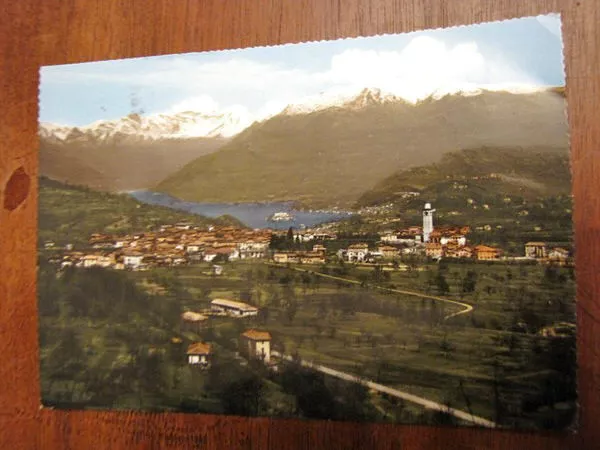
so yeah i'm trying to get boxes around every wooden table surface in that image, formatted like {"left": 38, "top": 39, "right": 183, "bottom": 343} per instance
{"left": 0, "top": 1, "right": 597, "bottom": 448}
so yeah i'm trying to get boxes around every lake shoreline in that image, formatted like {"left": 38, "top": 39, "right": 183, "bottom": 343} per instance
{"left": 128, "top": 191, "right": 354, "bottom": 230}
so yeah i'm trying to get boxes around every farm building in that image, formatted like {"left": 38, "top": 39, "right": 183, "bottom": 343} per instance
{"left": 210, "top": 299, "right": 258, "bottom": 317}
{"left": 181, "top": 311, "right": 209, "bottom": 333}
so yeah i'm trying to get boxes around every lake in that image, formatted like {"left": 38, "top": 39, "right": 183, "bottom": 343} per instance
{"left": 129, "top": 191, "right": 353, "bottom": 230}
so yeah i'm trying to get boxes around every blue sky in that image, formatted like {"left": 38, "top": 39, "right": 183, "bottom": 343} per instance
{"left": 39, "top": 14, "right": 564, "bottom": 126}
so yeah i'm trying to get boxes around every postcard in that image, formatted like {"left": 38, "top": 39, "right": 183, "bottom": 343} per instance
{"left": 37, "top": 13, "right": 575, "bottom": 430}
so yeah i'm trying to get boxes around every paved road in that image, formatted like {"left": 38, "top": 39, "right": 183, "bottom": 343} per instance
{"left": 272, "top": 351, "right": 497, "bottom": 429}
{"left": 269, "top": 263, "right": 473, "bottom": 321}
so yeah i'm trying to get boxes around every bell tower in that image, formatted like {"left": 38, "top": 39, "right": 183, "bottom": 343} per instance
{"left": 423, "top": 202, "right": 435, "bottom": 243}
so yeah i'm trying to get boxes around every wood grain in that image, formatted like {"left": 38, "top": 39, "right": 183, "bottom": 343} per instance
{"left": 1, "top": 0, "right": 598, "bottom": 448}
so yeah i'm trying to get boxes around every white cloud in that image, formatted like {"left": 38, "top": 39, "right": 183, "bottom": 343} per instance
{"left": 43, "top": 31, "right": 553, "bottom": 125}
{"left": 323, "top": 37, "right": 540, "bottom": 103}
{"left": 164, "top": 94, "right": 220, "bottom": 114}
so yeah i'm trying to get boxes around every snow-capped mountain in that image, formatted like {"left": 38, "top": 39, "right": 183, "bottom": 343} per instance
{"left": 280, "top": 87, "right": 402, "bottom": 116}
{"left": 39, "top": 85, "right": 555, "bottom": 143}
{"left": 39, "top": 109, "right": 255, "bottom": 144}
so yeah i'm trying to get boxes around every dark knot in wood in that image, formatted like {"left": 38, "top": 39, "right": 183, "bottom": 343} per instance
{"left": 3, "top": 166, "right": 30, "bottom": 211}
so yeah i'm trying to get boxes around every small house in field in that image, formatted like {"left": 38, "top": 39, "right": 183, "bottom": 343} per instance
{"left": 239, "top": 329, "right": 272, "bottom": 363}
{"left": 547, "top": 247, "right": 571, "bottom": 266}
{"left": 346, "top": 243, "right": 369, "bottom": 262}
{"left": 186, "top": 342, "right": 212, "bottom": 368}
{"left": 181, "top": 311, "right": 209, "bottom": 333}
{"left": 525, "top": 242, "right": 547, "bottom": 259}
{"left": 273, "top": 252, "right": 291, "bottom": 264}
{"left": 210, "top": 298, "right": 258, "bottom": 317}
{"left": 300, "top": 252, "right": 326, "bottom": 265}
{"left": 473, "top": 245, "right": 501, "bottom": 261}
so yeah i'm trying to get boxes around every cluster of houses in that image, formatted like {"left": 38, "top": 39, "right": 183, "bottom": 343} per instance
{"left": 337, "top": 203, "right": 572, "bottom": 265}
{"left": 524, "top": 241, "right": 572, "bottom": 266}
{"left": 186, "top": 329, "right": 273, "bottom": 369}
{"left": 49, "top": 224, "right": 273, "bottom": 271}
{"left": 46, "top": 204, "right": 573, "bottom": 272}
{"left": 335, "top": 238, "right": 502, "bottom": 263}
{"left": 272, "top": 244, "right": 327, "bottom": 265}
{"left": 182, "top": 298, "right": 273, "bottom": 369}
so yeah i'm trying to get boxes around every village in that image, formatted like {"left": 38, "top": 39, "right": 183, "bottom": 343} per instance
{"left": 41, "top": 202, "right": 574, "bottom": 378}
{"left": 37, "top": 198, "right": 577, "bottom": 428}
{"left": 45, "top": 202, "right": 573, "bottom": 272}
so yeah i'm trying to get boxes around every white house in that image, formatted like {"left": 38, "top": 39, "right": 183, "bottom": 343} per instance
{"left": 238, "top": 242, "right": 268, "bottom": 259}
{"left": 123, "top": 253, "right": 144, "bottom": 269}
{"left": 239, "top": 330, "right": 272, "bottom": 363}
{"left": 81, "top": 254, "right": 115, "bottom": 268}
{"left": 346, "top": 243, "right": 369, "bottom": 262}
{"left": 186, "top": 244, "right": 202, "bottom": 254}
{"left": 186, "top": 342, "right": 212, "bottom": 368}
{"left": 440, "top": 235, "right": 467, "bottom": 247}
{"left": 203, "top": 251, "right": 217, "bottom": 262}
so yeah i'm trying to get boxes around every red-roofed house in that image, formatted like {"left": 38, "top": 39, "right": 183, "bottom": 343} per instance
{"left": 473, "top": 245, "right": 501, "bottom": 261}
{"left": 186, "top": 342, "right": 212, "bottom": 368}
{"left": 239, "top": 329, "right": 272, "bottom": 363}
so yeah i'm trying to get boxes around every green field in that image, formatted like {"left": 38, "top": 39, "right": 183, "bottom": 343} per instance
{"left": 35, "top": 256, "right": 575, "bottom": 428}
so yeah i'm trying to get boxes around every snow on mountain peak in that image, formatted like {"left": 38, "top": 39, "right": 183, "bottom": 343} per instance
{"left": 281, "top": 86, "right": 402, "bottom": 116}
{"left": 40, "top": 107, "right": 255, "bottom": 143}
{"left": 39, "top": 84, "right": 554, "bottom": 143}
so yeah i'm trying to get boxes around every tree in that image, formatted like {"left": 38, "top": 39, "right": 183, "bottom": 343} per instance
{"left": 435, "top": 272, "right": 450, "bottom": 296}
{"left": 257, "top": 307, "right": 270, "bottom": 325}
{"left": 461, "top": 270, "right": 478, "bottom": 295}
{"left": 138, "top": 351, "right": 168, "bottom": 407}
{"left": 43, "top": 328, "right": 87, "bottom": 403}
{"left": 280, "top": 365, "right": 337, "bottom": 420}
{"left": 219, "top": 374, "right": 266, "bottom": 416}
{"left": 285, "top": 300, "right": 298, "bottom": 324}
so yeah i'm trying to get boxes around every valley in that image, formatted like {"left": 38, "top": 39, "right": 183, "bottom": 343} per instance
{"left": 37, "top": 85, "right": 576, "bottom": 430}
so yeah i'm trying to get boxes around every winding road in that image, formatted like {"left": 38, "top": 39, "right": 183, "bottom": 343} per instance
{"left": 271, "top": 351, "right": 497, "bottom": 428}
{"left": 270, "top": 263, "right": 473, "bottom": 321}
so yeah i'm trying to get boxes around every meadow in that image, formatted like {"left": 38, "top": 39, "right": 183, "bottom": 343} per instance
{"left": 115, "top": 258, "right": 577, "bottom": 429}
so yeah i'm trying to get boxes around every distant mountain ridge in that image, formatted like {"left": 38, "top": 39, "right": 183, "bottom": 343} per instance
{"left": 40, "top": 109, "right": 253, "bottom": 144}
{"left": 39, "top": 108, "right": 264, "bottom": 192}
{"left": 40, "top": 136, "right": 228, "bottom": 193}
{"left": 155, "top": 88, "right": 569, "bottom": 209}
{"left": 356, "top": 146, "right": 571, "bottom": 208}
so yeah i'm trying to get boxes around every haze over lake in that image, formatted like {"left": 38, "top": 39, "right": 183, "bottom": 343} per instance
{"left": 129, "top": 191, "right": 353, "bottom": 230}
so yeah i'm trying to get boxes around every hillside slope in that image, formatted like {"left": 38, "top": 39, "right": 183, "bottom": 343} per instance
{"left": 38, "top": 177, "right": 242, "bottom": 247}
{"left": 357, "top": 146, "right": 571, "bottom": 208}
{"left": 40, "top": 137, "right": 227, "bottom": 192}
{"left": 156, "top": 90, "right": 568, "bottom": 208}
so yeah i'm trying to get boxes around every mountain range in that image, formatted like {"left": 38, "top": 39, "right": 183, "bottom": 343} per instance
{"left": 40, "top": 87, "right": 568, "bottom": 208}
{"left": 155, "top": 88, "right": 568, "bottom": 208}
